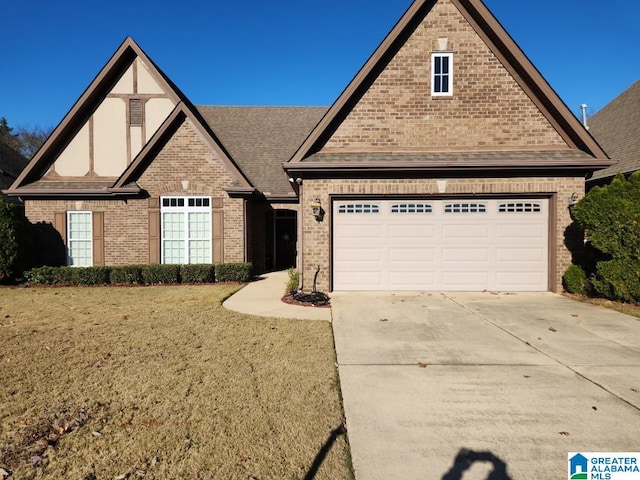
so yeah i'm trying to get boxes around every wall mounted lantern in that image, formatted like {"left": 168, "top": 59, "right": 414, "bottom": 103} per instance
{"left": 568, "top": 192, "right": 579, "bottom": 220}
{"left": 311, "top": 197, "right": 324, "bottom": 221}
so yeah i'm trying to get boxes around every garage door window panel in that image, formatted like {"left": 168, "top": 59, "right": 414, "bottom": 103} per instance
{"left": 338, "top": 203, "right": 380, "bottom": 214}
{"left": 444, "top": 203, "right": 487, "bottom": 213}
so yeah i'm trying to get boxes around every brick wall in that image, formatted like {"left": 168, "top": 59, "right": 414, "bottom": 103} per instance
{"left": 299, "top": 177, "right": 585, "bottom": 293}
{"left": 325, "top": 0, "right": 567, "bottom": 150}
{"left": 25, "top": 119, "right": 246, "bottom": 266}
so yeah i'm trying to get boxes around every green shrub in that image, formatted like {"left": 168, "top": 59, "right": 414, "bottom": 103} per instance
{"left": 25, "top": 266, "right": 61, "bottom": 285}
{"left": 573, "top": 173, "right": 640, "bottom": 261}
{"left": 71, "top": 267, "right": 111, "bottom": 286}
{"left": 285, "top": 267, "right": 300, "bottom": 294}
{"left": 214, "top": 262, "right": 252, "bottom": 283}
{"left": 141, "top": 264, "right": 180, "bottom": 285}
{"left": 562, "top": 264, "right": 588, "bottom": 295}
{"left": 0, "top": 198, "right": 35, "bottom": 281}
{"left": 180, "top": 264, "right": 215, "bottom": 283}
{"left": 592, "top": 259, "right": 640, "bottom": 304}
{"left": 109, "top": 265, "right": 142, "bottom": 285}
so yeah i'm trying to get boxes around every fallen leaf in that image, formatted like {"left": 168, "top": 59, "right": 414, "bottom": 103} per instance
{"left": 379, "top": 318, "right": 388, "bottom": 322}
{"left": 549, "top": 327, "right": 557, "bottom": 332}
{"left": 418, "top": 362, "right": 427, "bottom": 368}
{"left": 559, "top": 431, "right": 570, "bottom": 436}
{"left": 631, "top": 388, "right": 638, "bottom": 393}
{"left": 592, "top": 406, "right": 598, "bottom": 411}
{"left": 571, "top": 314, "right": 579, "bottom": 317}
{"left": 151, "top": 456, "right": 158, "bottom": 467}
{"left": 92, "top": 431, "right": 102, "bottom": 437}
{"left": 524, "top": 375, "right": 531, "bottom": 378}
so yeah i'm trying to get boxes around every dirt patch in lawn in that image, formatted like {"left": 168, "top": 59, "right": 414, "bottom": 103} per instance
{"left": 0, "top": 285, "right": 352, "bottom": 479}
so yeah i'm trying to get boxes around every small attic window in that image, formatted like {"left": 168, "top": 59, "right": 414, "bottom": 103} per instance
{"left": 129, "top": 98, "right": 143, "bottom": 126}
{"left": 431, "top": 52, "right": 453, "bottom": 96}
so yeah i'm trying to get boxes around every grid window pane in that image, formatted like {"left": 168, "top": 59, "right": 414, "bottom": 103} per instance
{"left": 163, "top": 240, "right": 185, "bottom": 264}
{"left": 189, "top": 240, "right": 211, "bottom": 264}
{"left": 162, "top": 213, "right": 185, "bottom": 239}
{"left": 161, "top": 197, "right": 211, "bottom": 264}
{"left": 67, "top": 212, "right": 92, "bottom": 267}
{"left": 189, "top": 212, "right": 210, "bottom": 239}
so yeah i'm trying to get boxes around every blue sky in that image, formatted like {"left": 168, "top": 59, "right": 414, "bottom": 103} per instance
{"left": 1, "top": 0, "right": 638, "bottom": 129}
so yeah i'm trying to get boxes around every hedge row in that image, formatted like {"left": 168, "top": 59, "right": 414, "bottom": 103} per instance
{"left": 24, "top": 262, "right": 252, "bottom": 286}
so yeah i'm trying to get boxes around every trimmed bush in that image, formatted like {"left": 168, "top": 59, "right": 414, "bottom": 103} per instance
{"left": 180, "top": 264, "right": 215, "bottom": 284}
{"left": 109, "top": 265, "right": 143, "bottom": 285}
{"left": 285, "top": 267, "right": 300, "bottom": 294}
{"left": 214, "top": 262, "right": 252, "bottom": 283}
{"left": 71, "top": 267, "right": 111, "bottom": 286}
{"left": 25, "top": 266, "right": 61, "bottom": 285}
{"left": 141, "top": 264, "right": 180, "bottom": 285}
{"left": 573, "top": 173, "right": 640, "bottom": 261}
{"left": 562, "top": 264, "right": 588, "bottom": 295}
{"left": 592, "top": 259, "right": 640, "bottom": 304}
{"left": 0, "top": 197, "right": 35, "bottom": 281}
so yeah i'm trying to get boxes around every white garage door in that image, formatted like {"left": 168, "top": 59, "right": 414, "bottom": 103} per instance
{"left": 333, "top": 198, "right": 549, "bottom": 291}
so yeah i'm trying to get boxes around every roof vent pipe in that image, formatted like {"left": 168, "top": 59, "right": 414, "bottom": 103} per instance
{"left": 580, "top": 104, "right": 589, "bottom": 130}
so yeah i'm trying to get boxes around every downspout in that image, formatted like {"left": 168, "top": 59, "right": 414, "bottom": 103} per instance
{"left": 243, "top": 198, "right": 248, "bottom": 262}
{"left": 297, "top": 179, "right": 304, "bottom": 289}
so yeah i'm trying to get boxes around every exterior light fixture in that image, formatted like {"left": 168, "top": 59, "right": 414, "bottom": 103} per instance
{"left": 311, "top": 197, "right": 324, "bottom": 221}
{"left": 568, "top": 192, "right": 579, "bottom": 220}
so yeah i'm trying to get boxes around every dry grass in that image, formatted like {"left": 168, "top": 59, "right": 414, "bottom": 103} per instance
{"left": 564, "top": 292, "right": 640, "bottom": 319}
{"left": 0, "top": 285, "right": 353, "bottom": 480}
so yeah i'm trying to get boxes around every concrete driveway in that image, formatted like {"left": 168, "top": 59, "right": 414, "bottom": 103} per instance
{"left": 331, "top": 292, "right": 640, "bottom": 479}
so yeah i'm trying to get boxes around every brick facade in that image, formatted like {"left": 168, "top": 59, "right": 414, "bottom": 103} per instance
{"left": 325, "top": 0, "right": 567, "bottom": 150}
{"left": 299, "top": 177, "right": 584, "bottom": 294}
{"left": 25, "top": 119, "right": 246, "bottom": 266}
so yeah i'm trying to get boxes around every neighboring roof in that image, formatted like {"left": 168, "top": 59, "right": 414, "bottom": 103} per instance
{"left": 0, "top": 140, "right": 28, "bottom": 195}
{"left": 197, "top": 106, "right": 326, "bottom": 197}
{"left": 588, "top": 80, "right": 640, "bottom": 182}
{"left": 287, "top": 0, "right": 610, "bottom": 170}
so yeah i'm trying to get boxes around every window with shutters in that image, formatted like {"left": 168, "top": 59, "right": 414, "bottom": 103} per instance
{"left": 161, "top": 196, "right": 211, "bottom": 264}
{"left": 67, "top": 211, "right": 92, "bottom": 266}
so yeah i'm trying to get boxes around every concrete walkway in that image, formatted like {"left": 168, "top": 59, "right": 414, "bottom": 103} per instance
{"left": 222, "top": 270, "right": 331, "bottom": 321}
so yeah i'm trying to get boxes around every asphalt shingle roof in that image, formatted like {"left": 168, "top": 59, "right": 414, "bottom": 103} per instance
{"left": 196, "top": 106, "right": 327, "bottom": 196}
{"left": 588, "top": 80, "right": 640, "bottom": 181}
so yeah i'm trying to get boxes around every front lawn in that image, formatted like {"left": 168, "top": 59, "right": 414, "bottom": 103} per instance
{"left": 0, "top": 285, "right": 352, "bottom": 479}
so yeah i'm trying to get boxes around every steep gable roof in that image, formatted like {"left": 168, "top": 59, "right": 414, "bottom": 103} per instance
{"left": 197, "top": 106, "right": 326, "bottom": 197}
{"left": 588, "top": 80, "right": 640, "bottom": 182}
{"left": 5, "top": 37, "right": 252, "bottom": 198}
{"left": 287, "top": 0, "right": 610, "bottom": 173}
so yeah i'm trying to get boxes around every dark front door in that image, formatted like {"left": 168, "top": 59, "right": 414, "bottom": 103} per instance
{"left": 275, "top": 211, "right": 297, "bottom": 270}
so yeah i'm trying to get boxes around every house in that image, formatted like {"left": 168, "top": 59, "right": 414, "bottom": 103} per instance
{"left": 586, "top": 80, "right": 640, "bottom": 188}
{"left": 0, "top": 139, "right": 28, "bottom": 203}
{"left": 5, "top": 0, "right": 611, "bottom": 293}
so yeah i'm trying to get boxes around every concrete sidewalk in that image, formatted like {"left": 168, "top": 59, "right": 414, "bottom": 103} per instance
{"left": 222, "top": 270, "right": 332, "bottom": 321}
